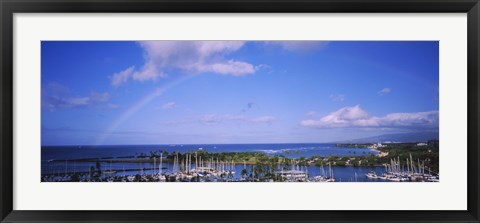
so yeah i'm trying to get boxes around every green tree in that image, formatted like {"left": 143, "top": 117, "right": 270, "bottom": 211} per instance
{"left": 241, "top": 169, "right": 248, "bottom": 178}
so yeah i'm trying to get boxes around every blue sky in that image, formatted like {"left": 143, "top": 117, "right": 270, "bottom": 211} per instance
{"left": 41, "top": 41, "right": 439, "bottom": 145}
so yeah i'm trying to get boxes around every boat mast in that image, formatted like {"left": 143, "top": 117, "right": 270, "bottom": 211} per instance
{"left": 153, "top": 157, "right": 156, "bottom": 177}
{"left": 159, "top": 153, "right": 163, "bottom": 175}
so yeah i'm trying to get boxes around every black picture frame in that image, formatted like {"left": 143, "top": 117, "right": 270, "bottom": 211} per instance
{"left": 1, "top": 0, "right": 479, "bottom": 222}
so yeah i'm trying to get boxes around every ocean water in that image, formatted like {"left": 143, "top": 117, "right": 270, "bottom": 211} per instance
{"left": 42, "top": 143, "right": 377, "bottom": 161}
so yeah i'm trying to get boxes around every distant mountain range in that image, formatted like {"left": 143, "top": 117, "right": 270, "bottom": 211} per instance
{"left": 336, "top": 132, "right": 439, "bottom": 144}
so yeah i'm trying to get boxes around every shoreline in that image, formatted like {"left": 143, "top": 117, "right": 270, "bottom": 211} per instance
{"left": 369, "top": 147, "right": 389, "bottom": 157}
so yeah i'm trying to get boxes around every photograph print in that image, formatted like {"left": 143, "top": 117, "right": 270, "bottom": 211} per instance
{"left": 41, "top": 41, "right": 439, "bottom": 183}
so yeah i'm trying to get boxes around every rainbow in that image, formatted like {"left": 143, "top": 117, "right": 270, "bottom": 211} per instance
{"left": 94, "top": 75, "right": 191, "bottom": 145}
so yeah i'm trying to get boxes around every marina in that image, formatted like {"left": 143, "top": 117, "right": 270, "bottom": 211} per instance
{"left": 41, "top": 143, "right": 439, "bottom": 183}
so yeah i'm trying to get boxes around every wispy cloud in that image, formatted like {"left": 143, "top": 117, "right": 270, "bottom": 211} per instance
{"left": 162, "top": 102, "right": 176, "bottom": 109}
{"left": 164, "top": 114, "right": 275, "bottom": 126}
{"left": 330, "top": 94, "right": 345, "bottom": 102}
{"left": 111, "top": 41, "right": 257, "bottom": 87}
{"left": 89, "top": 92, "right": 111, "bottom": 102}
{"left": 265, "top": 41, "right": 329, "bottom": 53}
{"left": 301, "top": 105, "right": 438, "bottom": 129}
{"left": 111, "top": 66, "right": 135, "bottom": 88}
{"left": 201, "top": 114, "right": 274, "bottom": 125}
{"left": 254, "top": 64, "right": 273, "bottom": 74}
{"left": 42, "top": 82, "right": 117, "bottom": 111}
{"left": 306, "top": 111, "right": 318, "bottom": 116}
{"left": 378, "top": 88, "right": 392, "bottom": 96}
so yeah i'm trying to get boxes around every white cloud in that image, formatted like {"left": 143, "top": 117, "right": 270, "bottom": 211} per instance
{"left": 43, "top": 82, "right": 117, "bottom": 111}
{"left": 378, "top": 88, "right": 392, "bottom": 96}
{"left": 301, "top": 105, "right": 438, "bottom": 129}
{"left": 111, "top": 41, "right": 257, "bottom": 86}
{"left": 201, "top": 114, "right": 274, "bottom": 125}
{"left": 330, "top": 94, "right": 345, "bottom": 102}
{"left": 162, "top": 102, "right": 176, "bottom": 109}
{"left": 132, "top": 61, "right": 166, "bottom": 82}
{"left": 254, "top": 64, "right": 271, "bottom": 71}
{"left": 265, "top": 41, "right": 329, "bottom": 52}
{"left": 65, "top": 97, "right": 90, "bottom": 106}
{"left": 43, "top": 88, "right": 117, "bottom": 111}
{"left": 249, "top": 116, "right": 275, "bottom": 123}
{"left": 196, "top": 60, "right": 255, "bottom": 76}
{"left": 111, "top": 66, "right": 135, "bottom": 87}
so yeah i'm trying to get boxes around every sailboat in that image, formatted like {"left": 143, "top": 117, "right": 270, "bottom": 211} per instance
{"left": 103, "top": 161, "right": 116, "bottom": 174}
{"left": 365, "top": 171, "right": 378, "bottom": 179}
{"left": 326, "top": 162, "right": 335, "bottom": 182}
